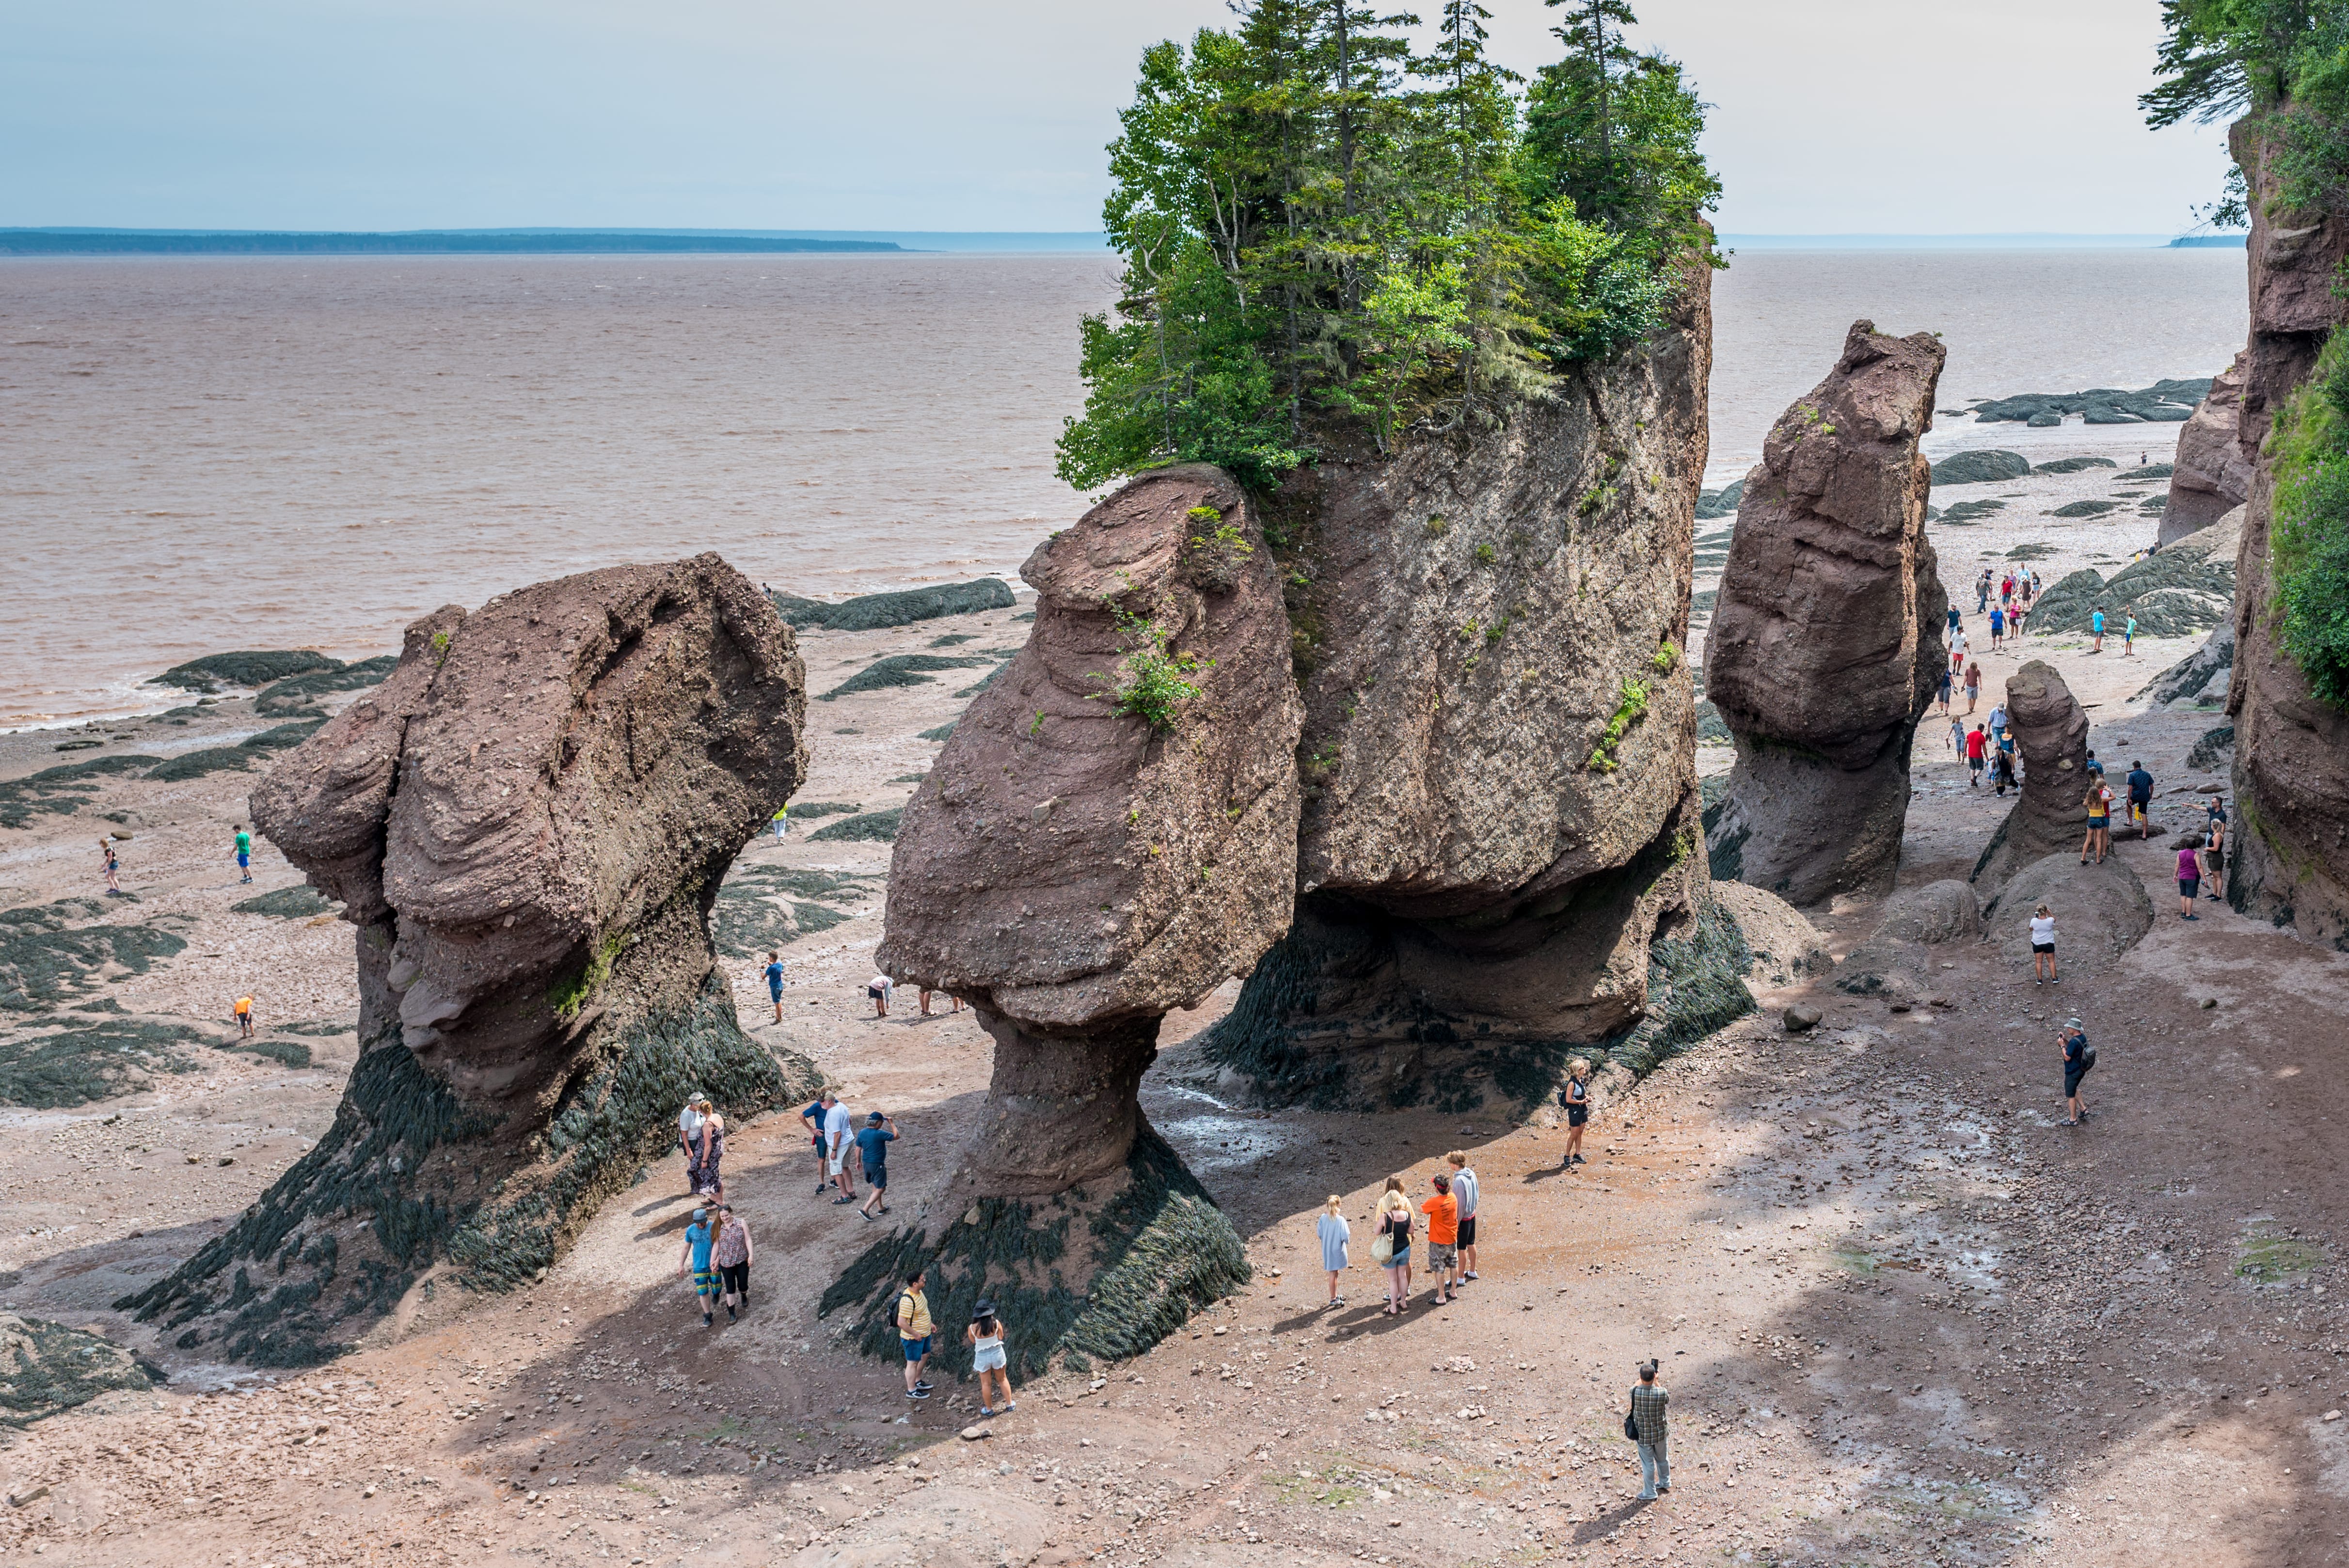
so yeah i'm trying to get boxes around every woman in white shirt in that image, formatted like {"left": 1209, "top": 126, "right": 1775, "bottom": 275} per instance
{"left": 2029, "top": 903, "right": 2057, "bottom": 985}
{"left": 1315, "top": 1195, "right": 1350, "bottom": 1311}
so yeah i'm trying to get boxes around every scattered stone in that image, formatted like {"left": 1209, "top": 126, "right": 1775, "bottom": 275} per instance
{"left": 1961, "top": 380, "right": 2207, "bottom": 427}
{"left": 1929, "top": 450, "right": 2032, "bottom": 486}
{"left": 1784, "top": 1004, "right": 1823, "bottom": 1033}
{"left": 770, "top": 578, "right": 1016, "bottom": 632}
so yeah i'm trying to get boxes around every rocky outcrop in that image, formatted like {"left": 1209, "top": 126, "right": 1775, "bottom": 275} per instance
{"left": 1982, "top": 854, "right": 2154, "bottom": 967}
{"left": 120, "top": 554, "right": 818, "bottom": 1364}
{"left": 2163, "top": 352, "right": 2253, "bottom": 543}
{"left": 2140, "top": 618, "right": 2236, "bottom": 708}
{"left": 1200, "top": 253, "right": 1721, "bottom": 1109}
{"left": 1833, "top": 879, "right": 1979, "bottom": 1005}
{"left": 2224, "top": 120, "right": 2349, "bottom": 950}
{"left": 1971, "top": 660, "right": 2092, "bottom": 891}
{"left": 1704, "top": 321, "right": 1949, "bottom": 904}
{"left": 1930, "top": 450, "right": 2030, "bottom": 486}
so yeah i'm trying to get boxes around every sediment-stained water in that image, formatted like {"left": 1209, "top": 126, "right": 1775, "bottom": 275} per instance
{"left": 1, "top": 246, "right": 2245, "bottom": 727}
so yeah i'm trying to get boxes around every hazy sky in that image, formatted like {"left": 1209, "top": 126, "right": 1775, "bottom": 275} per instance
{"left": 1, "top": 0, "right": 2232, "bottom": 235}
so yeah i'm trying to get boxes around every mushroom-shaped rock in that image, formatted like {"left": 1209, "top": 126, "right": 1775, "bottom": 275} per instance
{"left": 1705, "top": 320, "right": 1949, "bottom": 905}
{"left": 119, "top": 554, "right": 819, "bottom": 1364}
{"left": 1971, "top": 660, "right": 2093, "bottom": 891}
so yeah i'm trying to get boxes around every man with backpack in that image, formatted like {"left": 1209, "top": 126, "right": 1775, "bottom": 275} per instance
{"left": 2061, "top": 1019, "right": 2095, "bottom": 1127}
{"left": 896, "top": 1267, "right": 936, "bottom": 1400}
{"left": 1629, "top": 1360, "right": 1671, "bottom": 1500}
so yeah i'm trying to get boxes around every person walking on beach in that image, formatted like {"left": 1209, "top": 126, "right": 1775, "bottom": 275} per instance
{"left": 691, "top": 1099, "right": 725, "bottom": 1200}
{"left": 1376, "top": 1180, "right": 1413, "bottom": 1314}
{"left": 99, "top": 838, "right": 121, "bottom": 896}
{"left": 800, "top": 1092, "right": 832, "bottom": 1194}
{"left": 896, "top": 1268, "right": 936, "bottom": 1400}
{"left": 825, "top": 1093, "right": 857, "bottom": 1204}
{"left": 763, "top": 950, "right": 785, "bottom": 1023}
{"left": 1987, "top": 700, "right": 2007, "bottom": 742}
{"left": 2124, "top": 614, "right": 2139, "bottom": 657}
{"left": 1964, "top": 662, "right": 1982, "bottom": 714}
{"left": 1976, "top": 570, "right": 1992, "bottom": 614}
{"left": 2030, "top": 903, "right": 2058, "bottom": 985}
{"left": 771, "top": 805, "right": 789, "bottom": 841}
{"left": 1630, "top": 1361, "right": 1671, "bottom": 1500}
{"left": 1947, "top": 604, "right": 1963, "bottom": 638}
{"left": 2061, "top": 1018, "right": 2094, "bottom": 1125}
{"left": 1992, "top": 734, "right": 2017, "bottom": 795}
{"left": 1950, "top": 627, "right": 1968, "bottom": 675}
{"left": 678, "top": 1096, "right": 706, "bottom": 1195}
{"left": 967, "top": 1300, "right": 1015, "bottom": 1417}
{"left": 1419, "top": 1171, "right": 1460, "bottom": 1308}
{"left": 677, "top": 1207, "right": 721, "bottom": 1328}
{"left": 232, "top": 824, "right": 254, "bottom": 884}
{"left": 1965, "top": 724, "right": 1987, "bottom": 787}
{"left": 1946, "top": 713, "right": 1965, "bottom": 759}
{"left": 2204, "top": 796, "right": 2228, "bottom": 898}
{"left": 713, "top": 1202, "right": 753, "bottom": 1321}
{"left": 2177, "top": 837, "right": 2206, "bottom": 919}
{"left": 917, "top": 986, "right": 962, "bottom": 1016}
{"left": 855, "top": 1110, "right": 896, "bottom": 1220}
{"left": 1448, "top": 1151, "right": 1482, "bottom": 1283}
{"left": 234, "top": 994, "right": 255, "bottom": 1038}
{"left": 2010, "top": 599, "right": 2027, "bottom": 639}
{"left": 867, "top": 972, "right": 893, "bottom": 1017}
{"left": 1936, "top": 666, "right": 1951, "bottom": 716}
{"left": 2081, "top": 778, "right": 2113, "bottom": 865}
{"left": 2091, "top": 606, "right": 2107, "bottom": 654}
{"left": 1316, "top": 1195, "right": 1350, "bottom": 1310}
{"left": 2126, "top": 760, "right": 2156, "bottom": 839}
{"left": 1564, "top": 1058, "right": 1592, "bottom": 1168}
{"left": 1989, "top": 603, "right": 2005, "bottom": 651}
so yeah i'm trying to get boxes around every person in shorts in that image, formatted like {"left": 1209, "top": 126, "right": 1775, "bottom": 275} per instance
{"left": 677, "top": 1207, "right": 721, "bottom": 1329}
{"left": 1446, "top": 1151, "right": 1481, "bottom": 1283}
{"left": 824, "top": 1093, "right": 857, "bottom": 1204}
{"left": 896, "top": 1268, "right": 935, "bottom": 1399}
{"left": 2204, "top": 797, "right": 2227, "bottom": 898}
{"left": 1965, "top": 724, "right": 1987, "bottom": 786}
{"left": 679, "top": 1096, "right": 706, "bottom": 1195}
{"left": 2029, "top": 903, "right": 2057, "bottom": 985}
{"left": 2177, "top": 838, "right": 2205, "bottom": 919}
{"left": 855, "top": 1111, "right": 897, "bottom": 1220}
{"left": 2060, "top": 1019, "right": 2094, "bottom": 1126}
{"left": 2080, "top": 780, "right": 2112, "bottom": 865}
{"left": 234, "top": 994, "right": 255, "bottom": 1037}
{"left": 713, "top": 1203, "right": 753, "bottom": 1322}
{"left": 1989, "top": 603, "right": 2005, "bottom": 650}
{"left": 967, "top": 1300, "right": 1015, "bottom": 1417}
{"left": 2091, "top": 606, "right": 2107, "bottom": 653}
{"left": 1419, "top": 1172, "right": 1459, "bottom": 1307}
{"left": 233, "top": 824, "right": 254, "bottom": 884}
{"left": 1564, "top": 1057, "right": 1592, "bottom": 1169}
{"left": 867, "top": 972, "right": 893, "bottom": 1017}
{"left": 799, "top": 1092, "right": 832, "bottom": 1194}
{"left": 763, "top": 950, "right": 785, "bottom": 1022}
{"left": 2126, "top": 761, "right": 2155, "bottom": 839}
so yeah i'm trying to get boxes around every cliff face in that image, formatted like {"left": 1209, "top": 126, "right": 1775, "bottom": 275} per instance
{"left": 2226, "top": 122, "right": 2349, "bottom": 949}
{"left": 2163, "top": 350, "right": 2253, "bottom": 545}
{"left": 1204, "top": 258, "right": 1720, "bottom": 1108}
{"left": 121, "top": 555, "right": 819, "bottom": 1364}
{"left": 1704, "top": 321, "right": 1949, "bottom": 904}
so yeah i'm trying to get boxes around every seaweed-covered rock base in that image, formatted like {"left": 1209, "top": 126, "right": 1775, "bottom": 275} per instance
{"left": 819, "top": 1122, "right": 1248, "bottom": 1381}
{"left": 0, "top": 1315, "right": 161, "bottom": 1426}
{"left": 117, "top": 977, "right": 811, "bottom": 1367}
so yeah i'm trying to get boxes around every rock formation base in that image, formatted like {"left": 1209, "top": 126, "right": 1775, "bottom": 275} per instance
{"left": 820, "top": 1122, "right": 1248, "bottom": 1383}
{"left": 1703, "top": 737, "right": 1916, "bottom": 901}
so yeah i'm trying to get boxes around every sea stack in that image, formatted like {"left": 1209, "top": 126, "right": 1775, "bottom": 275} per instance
{"left": 120, "top": 554, "right": 819, "bottom": 1363}
{"left": 1970, "top": 659, "right": 2093, "bottom": 891}
{"left": 852, "top": 465, "right": 1300, "bottom": 1363}
{"left": 1203, "top": 253, "right": 1731, "bottom": 1109}
{"left": 1704, "top": 320, "right": 1949, "bottom": 904}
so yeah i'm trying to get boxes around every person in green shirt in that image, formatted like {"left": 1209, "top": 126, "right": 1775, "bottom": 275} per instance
{"left": 232, "top": 825, "right": 254, "bottom": 884}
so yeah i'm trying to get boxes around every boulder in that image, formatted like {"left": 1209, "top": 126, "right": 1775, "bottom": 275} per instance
{"left": 879, "top": 463, "right": 1303, "bottom": 1191}
{"left": 1833, "top": 879, "right": 1979, "bottom": 1003}
{"left": 1704, "top": 320, "right": 1949, "bottom": 904}
{"left": 2140, "top": 618, "right": 2236, "bottom": 707}
{"left": 2162, "top": 352, "right": 2254, "bottom": 544}
{"left": 1929, "top": 449, "right": 2031, "bottom": 486}
{"left": 1202, "top": 254, "right": 1718, "bottom": 1108}
{"left": 120, "top": 554, "right": 819, "bottom": 1364}
{"left": 1981, "top": 853, "right": 2154, "bottom": 967}
{"left": 1971, "top": 661, "right": 2093, "bottom": 891}
{"left": 1709, "top": 881, "right": 1830, "bottom": 986}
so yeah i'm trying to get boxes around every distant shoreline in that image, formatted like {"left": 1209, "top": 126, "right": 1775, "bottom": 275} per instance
{"left": 0, "top": 229, "right": 912, "bottom": 256}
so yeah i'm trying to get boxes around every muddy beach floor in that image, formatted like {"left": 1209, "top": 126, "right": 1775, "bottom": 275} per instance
{"left": 3, "top": 474, "right": 2348, "bottom": 1568}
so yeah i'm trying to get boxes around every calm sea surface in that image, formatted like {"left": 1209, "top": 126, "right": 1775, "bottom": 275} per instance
{"left": 0, "top": 247, "right": 2246, "bottom": 727}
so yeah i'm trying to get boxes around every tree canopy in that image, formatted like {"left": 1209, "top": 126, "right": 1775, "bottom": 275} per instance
{"left": 1056, "top": 0, "right": 1720, "bottom": 492}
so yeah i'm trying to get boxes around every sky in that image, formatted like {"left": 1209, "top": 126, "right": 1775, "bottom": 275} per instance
{"left": 0, "top": 0, "right": 2235, "bottom": 236}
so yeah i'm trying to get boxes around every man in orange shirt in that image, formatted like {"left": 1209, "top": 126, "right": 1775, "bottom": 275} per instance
{"left": 1419, "top": 1172, "right": 1460, "bottom": 1307}
{"left": 234, "top": 995, "right": 255, "bottom": 1039}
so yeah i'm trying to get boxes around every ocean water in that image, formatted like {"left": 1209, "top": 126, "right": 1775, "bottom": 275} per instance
{"left": 0, "top": 246, "right": 2246, "bottom": 728}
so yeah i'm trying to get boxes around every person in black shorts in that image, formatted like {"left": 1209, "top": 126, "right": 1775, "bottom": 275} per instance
{"left": 2060, "top": 1019, "right": 2094, "bottom": 1126}
{"left": 1563, "top": 1057, "right": 1592, "bottom": 1169}
{"left": 800, "top": 1092, "right": 833, "bottom": 1195}
{"left": 855, "top": 1111, "right": 897, "bottom": 1220}
{"left": 2126, "top": 760, "right": 2155, "bottom": 840}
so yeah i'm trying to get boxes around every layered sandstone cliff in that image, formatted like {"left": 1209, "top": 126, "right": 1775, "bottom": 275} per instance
{"left": 2162, "top": 351, "right": 2253, "bottom": 545}
{"left": 1704, "top": 321, "right": 1949, "bottom": 905}
{"left": 121, "top": 555, "right": 818, "bottom": 1363}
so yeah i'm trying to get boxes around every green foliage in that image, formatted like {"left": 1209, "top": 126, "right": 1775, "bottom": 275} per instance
{"left": 1651, "top": 637, "right": 1680, "bottom": 673}
{"left": 1092, "top": 602, "right": 1207, "bottom": 732}
{"left": 2268, "top": 328, "right": 2349, "bottom": 705}
{"left": 1585, "top": 677, "right": 1651, "bottom": 773}
{"left": 1057, "top": 1, "right": 1717, "bottom": 489}
{"left": 2144, "top": 2, "right": 2349, "bottom": 220}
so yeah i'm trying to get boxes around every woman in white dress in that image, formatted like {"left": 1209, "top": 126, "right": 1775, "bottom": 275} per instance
{"left": 1316, "top": 1195, "right": 1350, "bottom": 1310}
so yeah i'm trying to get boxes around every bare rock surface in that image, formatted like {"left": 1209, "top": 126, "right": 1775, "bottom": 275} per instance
{"left": 1982, "top": 853, "right": 2155, "bottom": 967}
{"left": 1709, "top": 882, "right": 1831, "bottom": 986}
{"left": 2162, "top": 350, "right": 2252, "bottom": 544}
{"left": 120, "top": 553, "right": 819, "bottom": 1363}
{"left": 1972, "top": 660, "right": 2093, "bottom": 892}
{"left": 1705, "top": 320, "right": 1949, "bottom": 904}
{"left": 1205, "top": 257, "right": 1715, "bottom": 1107}
{"left": 1833, "top": 879, "right": 1981, "bottom": 1003}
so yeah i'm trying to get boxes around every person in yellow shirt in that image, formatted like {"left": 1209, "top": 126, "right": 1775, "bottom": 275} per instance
{"left": 895, "top": 1267, "right": 935, "bottom": 1400}
{"left": 234, "top": 995, "right": 255, "bottom": 1039}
